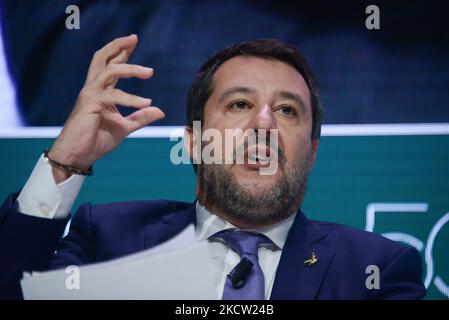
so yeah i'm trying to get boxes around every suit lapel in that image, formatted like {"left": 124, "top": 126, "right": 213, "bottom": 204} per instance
{"left": 142, "top": 203, "right": 336, "bottom": 299}
{"left": 270, "top": 211, "right": 336, "bottom": 300}
{"left": 143, "top": 201, "right": 196, "bottom": 250}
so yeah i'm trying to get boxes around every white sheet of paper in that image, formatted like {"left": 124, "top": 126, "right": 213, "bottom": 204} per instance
{"left": 21, "top": 224, "right": 216, "bottom": 299}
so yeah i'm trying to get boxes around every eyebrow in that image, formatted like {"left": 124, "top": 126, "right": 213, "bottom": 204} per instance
{"left": 276, "top": 90, "right": 308, "bottom": 114}
{"left": 217, "top": 86, "right": 257, "bottom": 104}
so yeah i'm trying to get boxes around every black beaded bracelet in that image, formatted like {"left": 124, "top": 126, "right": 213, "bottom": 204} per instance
{"left": 43, "top": 149, "right": 93, "bottom": 176}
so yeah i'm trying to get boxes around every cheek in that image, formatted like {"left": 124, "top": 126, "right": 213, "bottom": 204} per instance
{"left": 203, "top": 112, "right": 239, "bottom": 132}
{"left": 202, "top": 104, "right": 221, "bottom": 129}
{"left": 204, "top": 103, "right": 254, "bottom": 131}
{"left": 282, "top": 135, "right": 312, "bottom": 164}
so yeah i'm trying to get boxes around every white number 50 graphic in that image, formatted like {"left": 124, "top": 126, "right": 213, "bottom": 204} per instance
{"left": 366, "top": 203, "right": 449, "bottom": 298}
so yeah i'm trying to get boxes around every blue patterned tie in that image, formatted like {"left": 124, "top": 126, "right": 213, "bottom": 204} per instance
{"left": 212, "top": 230, "right": 272, "bottom": 300}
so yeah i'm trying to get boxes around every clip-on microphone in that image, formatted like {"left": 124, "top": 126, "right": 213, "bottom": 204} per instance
{"left": 228, "top": 257, "right": 254, "bottom": 289}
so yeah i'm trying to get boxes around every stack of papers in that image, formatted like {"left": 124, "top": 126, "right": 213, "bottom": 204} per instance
{"left": 20, "top": 225, "right": 216, "bottom": 299}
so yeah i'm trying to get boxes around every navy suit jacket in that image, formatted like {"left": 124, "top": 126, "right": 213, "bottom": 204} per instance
{"left": 0, "top": 193, "right": 426, "bottom": 300}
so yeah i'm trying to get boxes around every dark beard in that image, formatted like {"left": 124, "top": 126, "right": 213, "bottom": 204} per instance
{"left": 198, "top": 151, "right": 313, "bottom": 227}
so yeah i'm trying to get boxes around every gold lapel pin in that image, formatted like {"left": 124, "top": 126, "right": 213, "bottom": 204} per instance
{"left": 304, "top": 250, "right": 318, "bottom": 266}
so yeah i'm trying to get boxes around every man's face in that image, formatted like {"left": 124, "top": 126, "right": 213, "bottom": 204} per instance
{"left": 194, "top": 56, "right": 317, "bottom": 227}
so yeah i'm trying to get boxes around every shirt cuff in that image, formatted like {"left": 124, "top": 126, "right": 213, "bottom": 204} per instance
{"left": 17, "top": 154, "right": 85, "bottom": 219}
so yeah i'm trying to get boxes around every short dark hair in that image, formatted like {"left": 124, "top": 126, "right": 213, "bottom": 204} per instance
{"left": 186, "top": 39, "right": 324, "bottom": 139}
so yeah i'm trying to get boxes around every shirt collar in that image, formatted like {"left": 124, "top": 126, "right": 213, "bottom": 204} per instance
{"left": 195, "top": 202, "right": 296, "bottom": 250}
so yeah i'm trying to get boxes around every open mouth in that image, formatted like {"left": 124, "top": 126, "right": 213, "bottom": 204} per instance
{"left": 243, "top": 145, "right": 273, "bottom": 168}
{"left": 247, "top": 152, "right": 270, "bottom": 163}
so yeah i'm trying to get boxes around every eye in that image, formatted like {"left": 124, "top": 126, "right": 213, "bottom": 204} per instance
{"left": 277, "top": 105, "right": 297, "bottom": 117}
{"left": 229, "top": 100, "right": 250, "bottom": 111}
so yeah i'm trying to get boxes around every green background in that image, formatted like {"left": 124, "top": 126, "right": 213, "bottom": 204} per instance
{"left": 1, "top": 135, "right": 448, "bottom": 299}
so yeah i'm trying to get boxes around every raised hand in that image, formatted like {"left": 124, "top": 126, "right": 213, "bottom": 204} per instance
{"left": 48, "top": 35, "right": 165, "bottom": 182}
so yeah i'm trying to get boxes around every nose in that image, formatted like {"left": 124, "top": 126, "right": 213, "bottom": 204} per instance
{"left": 250, "top": 103, "right": 276, "bottom": 130}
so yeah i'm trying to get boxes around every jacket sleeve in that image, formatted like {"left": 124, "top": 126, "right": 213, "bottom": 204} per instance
{"left": 0, "top": 193, "right": 69, "bottom": 299}
{"left": 50, "top": 202, "right": 97, "bottom": 270}
{"left": 0, "top": 193, "right": 98, "bottom": 299}
{"left": 373, "top": 246, "right": 427, "bottom": 300}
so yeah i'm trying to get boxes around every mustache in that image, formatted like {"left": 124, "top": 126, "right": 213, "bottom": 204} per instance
{"left": 233, "top": 136, "right": 286, "bottom": 167}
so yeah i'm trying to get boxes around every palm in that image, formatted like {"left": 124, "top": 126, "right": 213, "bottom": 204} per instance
{"left": 95, "top": 105, "right": 129, "bottom": 158}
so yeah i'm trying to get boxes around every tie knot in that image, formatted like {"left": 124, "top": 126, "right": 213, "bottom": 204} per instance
{"left": 212, "top": 230, "right": 272, "bottom": 257}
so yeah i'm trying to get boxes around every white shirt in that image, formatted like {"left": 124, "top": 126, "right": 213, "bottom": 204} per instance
{"left": 17, "top": 155, "right": 85, "bottom": 219}
{"left": 17, "top": 154, "right": 296, "bottom": 299}
{"left": 196, "top": 202, "right": 295, "bottom": 299}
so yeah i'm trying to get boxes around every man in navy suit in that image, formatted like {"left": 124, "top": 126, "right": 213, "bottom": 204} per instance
{"left": 0, "top": 35, "right": 426, "bottom": 299}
